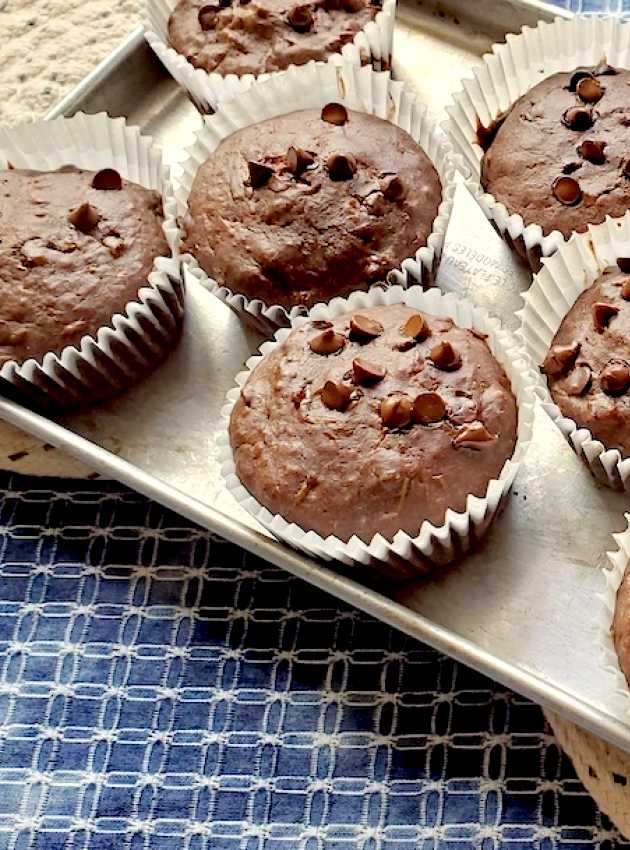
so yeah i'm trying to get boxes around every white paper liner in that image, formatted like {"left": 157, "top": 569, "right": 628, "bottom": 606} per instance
{"left": 216, "top": 285, "right": 537, "bottom": 579}
{"left": 144, "top": 0, "right": 396, "bottom": 114}
{"left": 518, "top": 212, "right": 630, "bottom": 491}
{"left": 176, "top": 61, "right": 460, "bottom": 336}
{"left": 0, "top": 112, "right": 184, "bottom": 411}
{"left": 599, "top": 513, "right": 630, "bottom": 719}
{"left": 444, "top": 15, "right": 630, "bottom": 273}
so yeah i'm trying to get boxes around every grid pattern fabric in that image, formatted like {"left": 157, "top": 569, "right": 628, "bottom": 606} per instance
{"left": 0, "top": 472, "right": 626, "bottom": 849}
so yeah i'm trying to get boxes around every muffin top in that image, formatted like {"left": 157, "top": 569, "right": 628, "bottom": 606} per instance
{"left": 168, "top": 0, "right": 379, "bottom": 76}
{"left": 613, "top": 566, "right": 630, "bottom": 686}
{"left": 184, "top": 105, "right": 441, "bottom": 310}
{"left": 0, "top": 166, "right": 168, "bottom": 366}
{"left": 229, "top": 303, "right": 518, "bottom": 543}
{"left": 481, "top": 63, "right": 630, "bottom": 239}
{"left": 542, "top": 264, "right": 630, "bottom": 456}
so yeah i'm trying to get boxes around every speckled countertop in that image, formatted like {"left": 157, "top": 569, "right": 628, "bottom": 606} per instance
{"left": 0, "top": 0, "right": 140, "bottom": 126}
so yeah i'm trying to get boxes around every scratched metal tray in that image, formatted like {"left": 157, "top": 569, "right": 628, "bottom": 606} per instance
{"left": 5, "top": 0, "right": 630, "bottom": 750}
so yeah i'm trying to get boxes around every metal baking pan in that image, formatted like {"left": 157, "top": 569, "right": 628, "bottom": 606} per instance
{"left": 5, "top": 0, "right": 630, "bottom": 751}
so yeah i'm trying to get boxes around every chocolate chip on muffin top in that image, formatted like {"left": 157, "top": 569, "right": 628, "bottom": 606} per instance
{"left": 168, "top": 0, "right": 379, "bottom": 76}
{"left": 0, "top": 166, "right": 168, "bottom": 366}
{"left": 183, "top": 106, "right": 441, "bottom": 310}
{"left": 229, "top": 303, "right": 517, "bottom": 543}
{"left": 542, "top": 262, "right": 630, "bottom": 456}
{"left": 481, "top": 62, "right": 630, "bottom": 239}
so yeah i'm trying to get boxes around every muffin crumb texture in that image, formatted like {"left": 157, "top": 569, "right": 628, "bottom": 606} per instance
{"left": 168, "top": 0, "right": 380, "bottom": 75}
{"left": 481, "top": 63, "right": 630, "bottom": 239}
{"left": 0, "top": 166, "right": 168, "bottom": 366}
{"left": 543, "top": 264, "right": 630, "bottom": 457}
{"left": 184, "top": 106, "right": 441, "bottom": 309}
{"left": 230, "top": 303, "right": 517, "bottom": 543}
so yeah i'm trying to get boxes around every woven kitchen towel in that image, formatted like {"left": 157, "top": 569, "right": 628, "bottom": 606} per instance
{"left": 0, "top": 471, "right": 628, "bottom": 849}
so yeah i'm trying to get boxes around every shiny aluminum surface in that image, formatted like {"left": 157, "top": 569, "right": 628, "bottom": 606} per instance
{"left": 7, "top": 0, "right": 629, "bottom": 752}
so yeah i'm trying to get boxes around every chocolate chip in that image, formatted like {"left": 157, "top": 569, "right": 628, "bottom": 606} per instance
{"left": 286, "top": 146, "right": 314, "bottom": 176}
{"left": 311, "top": 319, "right": 333, "bottom": 329}
{"left": 380, "top": 394, "right": 413, "bottom": 429}
{"left": 349, "top": 313, "right": 383, "bottom": 340}
{"left": 593, "top": 60, "right": 617, "bottom": 76}
{"left": 380, "top": 174, "right": 405, "bottom": 201}
{"left": 287, "top": 4, "right": 313, "bottom": 31}
{"left": 567, "top": 69, "right": 594, "bottom": 92}
{"left": 430, "top": 340, "right": 461, "bottom": 371}
{"left": 321, "top": 380, "right": 352, "bottom": 410}
{"left": 577, "top": 139, "right": 606, "bottom": 164}
{"left": 623, "top": 160, "right": 630, "bottom": 179}
{"left": 401, "top": 312, "right": 429, "bottom": 341}
{"left": 562, "top": 106, "right": 594, "bottom": 131}
{"left": 622, "top": 280, "right": 630, "bottom": 300}
{"left": 247, "top": 161, "right": 273, "bottom": 188}
{"left": 352, "top": 357, "right": 385, "bottom": 385}
{"left": 219, "top": 0, "right": 232, "bottom": 7}
{"left": 541, "top": 342, "right": 580, "bottom": 377}
{"left": 413, "top": 392, "right": 446, "bottom": 424}
{"left": 592, "top": 301, "right": 619, "bottom": 332}
{"left": 91, "top": 169, "right": 122, "bottom": 191}
{"left": 321, "top": 103, "right": 348, "bottom": 126}
{"left": 452, "top": 421, "right": 496, "bottom": 449}
{"left": 618, "top": 258, "right": 630, "bottom": 274}
{"left": 370, "top": 0, "right": 382, "bottom": 7}
{"left": 562, "top": 161, "right": 582, "bottom": 174}
{"left": 600, "top": 362, "right": 630, "bottom": 396}
{"left": 309, "top": 328, "right": 345, "bottom": 354}
{"left": 565, "top": 365, "right": 592, "bottom": 397}
{"left": 67, "top": 202, "right": 101, "bottom": 234}
{"left": 552, "top": 175, "right": 582, "bottom": 206}
{"left": 198, "top": 4, "right": 219, "bottom": 29}
{"left": 326, "top": 153, "right": 357, "bottom": 181}
{"left": 577, "top": 76, "right": 603, "bottom": 103}
{"left": 341, "top": 0, "right": 363, "bottom": 9}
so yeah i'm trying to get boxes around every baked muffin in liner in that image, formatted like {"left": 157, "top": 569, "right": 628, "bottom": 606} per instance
{"left": 217, "top": 284, "right": 536, "bottom": 579}
{"left": 144, "top": 0, "right": 396, "bottom": 114}
{"left": 598, "top": 514, "right": 630, "bottom": 718}
{"left": 444, "top": 15, "right": 630, "bottom": 273}
{"left": 519, "top": 213, "right": 630, "bottom": 491}
{"left": 177, "top": 60, "right": 460, "bottom": 336}
{"left": 0, "top": 112, "right": 184, "bottom": 411}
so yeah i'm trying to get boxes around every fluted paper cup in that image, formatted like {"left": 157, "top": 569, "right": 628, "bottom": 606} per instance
{"left": 217, "top": 285, "right": 537, "bottom": 579}
{"left": 144, "top": 0, "right": 396, "bottom": 114}
{"left": 176, "top": 60, "right": 460, "bottom": 337}
{"left": 519, "top": 213, "right": 630, "bottom": 491}
{"left": 445, "top": 15, "right": 630, "bottom": 273}
{"left": 0, "top": 112, "right": 184, "bottom": 411}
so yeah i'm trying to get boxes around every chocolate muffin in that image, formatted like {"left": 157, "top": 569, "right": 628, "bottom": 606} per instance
{"left": 184, "top": 105, "right": 441, "bottom": 310}
{"left": 481, "top": 62, "right": 630, "bottom": 240}
{"left": 229, "top": 303, "right": 518, "bottom": 543}
{"left": 168, "top": 0, "right": 379, "bottom": 76}
{"left": 0, "top": 165, "right": 169, "bottom": 366}
{"left": 613, "top": 568, "right": 630, "bottom": 686}
{"left": 541, "top": 263, "right": 630, "bottom": 456}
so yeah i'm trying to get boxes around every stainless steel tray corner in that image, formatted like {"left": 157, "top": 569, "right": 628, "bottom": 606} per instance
{"left": 7, "top": 0, "right": 630, "bottom": 754}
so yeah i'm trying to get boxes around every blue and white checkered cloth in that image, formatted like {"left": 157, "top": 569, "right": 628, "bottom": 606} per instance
{"left": 0, "top": 472, "right": 627, "bottom": 848}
